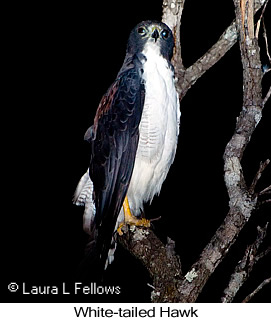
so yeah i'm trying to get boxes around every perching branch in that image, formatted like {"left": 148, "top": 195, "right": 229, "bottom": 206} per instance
{"left": 118, "top": 226, "right": 182, "bottom": 302}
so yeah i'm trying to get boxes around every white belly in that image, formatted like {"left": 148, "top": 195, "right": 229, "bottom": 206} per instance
{"left": 127, "top": 44, "right": 180, "bottom": 215}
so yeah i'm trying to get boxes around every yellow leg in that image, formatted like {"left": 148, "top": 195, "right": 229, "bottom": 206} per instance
{"left": 117, "top": 196, "right": 150, "bottom": 235}
{"left": 123, "top": 196, "right": 133, "bottom": 222}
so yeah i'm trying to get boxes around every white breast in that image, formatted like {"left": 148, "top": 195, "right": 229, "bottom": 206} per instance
{"left": 127, "top": 42, "right": 181, "bottom": 215}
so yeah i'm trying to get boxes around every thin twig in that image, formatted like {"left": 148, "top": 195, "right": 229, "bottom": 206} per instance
{"left": 255, "top": 246, "right": 271, "bottom": 262}
{"left": 258, "top": 199, "right": 271, "bottom": 207}
{"left": 262, "top": 85, "right": 271, "bottom": 107}
{"left": 242, "top": 277, "right": 271, "bottom": 302}
{"left": 262, "top": 15, "right": 271, "bottom": 64}
{"left": 255, "top": 0, "right": 269, "bottom": 39}
{"left": 249, "top": 159, "right": 270, "bottom": 194}
{"left": 259, "top": 185, "right": 271, "bottom": 196}
{"left": 221, "top": 223, "right": 269, "bottom": 302}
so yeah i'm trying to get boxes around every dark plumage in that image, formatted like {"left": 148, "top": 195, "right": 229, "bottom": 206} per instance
{"left": 88, "top": 68, "right": 145, "bottom": 274}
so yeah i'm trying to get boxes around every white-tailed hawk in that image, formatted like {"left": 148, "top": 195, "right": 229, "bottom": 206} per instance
{"left": 73, "top": 20, "right": 180, "bottom": 277}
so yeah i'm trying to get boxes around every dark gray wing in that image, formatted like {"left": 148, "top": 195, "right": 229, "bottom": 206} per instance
{"left": 83, "top": 62, "right": 145, "bottom": 276}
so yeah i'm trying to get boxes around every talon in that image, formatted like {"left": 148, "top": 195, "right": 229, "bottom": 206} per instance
{"left": 117, "top": 223, "right": 124, "bottom": 236}
{"left": 134, "top": 218, "right": 151, "bottom": 228}
{"left": 117, "top": 196, "right": 150, "bottom": 233}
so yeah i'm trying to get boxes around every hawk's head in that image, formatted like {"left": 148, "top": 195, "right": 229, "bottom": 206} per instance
{"left": 127, "top": 20, "right": 174, "bottom": 61}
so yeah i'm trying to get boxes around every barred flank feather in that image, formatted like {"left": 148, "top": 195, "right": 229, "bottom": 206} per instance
{"left": 73, "top": 169, "right": 96, "bottom": 235}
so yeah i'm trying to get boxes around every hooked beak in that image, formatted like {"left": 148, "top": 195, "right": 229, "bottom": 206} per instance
{"left": 151, "top": 29, "right": 159, "bottom": 42}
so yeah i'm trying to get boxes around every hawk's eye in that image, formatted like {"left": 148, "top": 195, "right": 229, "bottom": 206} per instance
{"left": 161, "top": 29, "right": 169, "bottom": 39}
{"left": 137, "top": 27, "right": 147, "bottom": 36}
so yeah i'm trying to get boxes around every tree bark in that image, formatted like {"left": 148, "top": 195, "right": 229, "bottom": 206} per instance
{"left": 118, "top": 227, "right": 182, "bottom": 302}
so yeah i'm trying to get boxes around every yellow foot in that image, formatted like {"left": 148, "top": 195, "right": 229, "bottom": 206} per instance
{"left": 117, "top": 222, "right": 125, "bottom": 236}
{"left": 117, "top": 196, "right": 150, "bottom": 235}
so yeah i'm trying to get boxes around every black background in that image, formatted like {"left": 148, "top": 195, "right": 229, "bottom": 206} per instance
{"left": 3, "top": 0, "right": 271, "bottom": 303}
